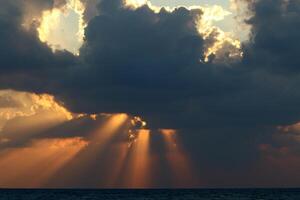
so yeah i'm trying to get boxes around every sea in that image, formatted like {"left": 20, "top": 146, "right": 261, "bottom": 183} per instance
{"left": 0, "top": 189, "right": 299, "bottom": 200}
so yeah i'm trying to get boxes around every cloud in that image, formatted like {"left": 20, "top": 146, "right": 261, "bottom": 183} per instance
{"left": 241, "top": 0, "right": 300, "bottom": 73}
{"left": 0, "top": 0, "right": 242, "bottom": 130}
{"left": 0, "top": 90, "right": 75, "bottom": 148}
{"left": 0, "top": 0, "right": 76, "bottom": 93}
{"left": 1, "top": 0, "right": 300, "bottom": 140}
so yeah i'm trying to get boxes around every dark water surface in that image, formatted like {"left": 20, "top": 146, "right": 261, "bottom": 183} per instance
{"left": 0, "top": 189, "right": 299, "bottom": 200}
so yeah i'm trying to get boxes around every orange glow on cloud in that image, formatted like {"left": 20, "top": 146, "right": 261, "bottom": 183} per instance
{"left": 0, "top": 90, "right": 74, "bottom": 148}
{"left": 0, "top": 137, "right": 87, "bottom": 188}
{"left": 0, "top": 90, "right": 72, "bottom": 124}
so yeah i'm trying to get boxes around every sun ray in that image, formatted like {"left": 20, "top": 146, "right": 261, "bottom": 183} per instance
{"left": 119, "top": 129, "right": 152, "bottom": 188}
{"left": 0, "top": 138, "right": 87, "bottom": 188}
{"left": 92, "top": 142, "right": 131, "bottom": 188}
{"left": 91, "top": 114, "right": 128, "bottom": 143}
{"left": 43, "top": 114, "right": 129, "bottom": 186}
{"left": 160, "top": 129, "right": 199, "bottom": 187}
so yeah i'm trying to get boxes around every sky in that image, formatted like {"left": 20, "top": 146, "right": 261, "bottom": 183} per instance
{"left": 151, "top": 0, "right": 249, "bottom": 40}
{"left": 151, "top": 0, "right": 230, "bottom": 7}
{"left": 0, "top": 0, "right": 300, "bottom": 188}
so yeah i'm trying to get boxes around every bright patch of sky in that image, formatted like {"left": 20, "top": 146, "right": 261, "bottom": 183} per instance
{"left": 38, "top": 0, "right": 248, "bottom": 55}
{"left": 150, "top": 0, "right": 230, "bottom": 8}
{"left": 150, "top": 0, "right": 248, "bottom": 41}
{"left": 38, "top": 0, "right": 85, "bottom": 55}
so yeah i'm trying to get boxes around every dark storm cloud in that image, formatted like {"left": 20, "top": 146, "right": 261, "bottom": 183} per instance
{"left": 1, "top": 0, "right": 300, "bottom": 186}
{"left": 0, "top": 0, "right": 76, "bottom": 93}
{"left": 230, "top": 0, "right": 300, "bottom": 125}
{"left": 58, "top": 0, "right": 300, "bottom": 174}
{"left": 0, "top": 0, "right": 66, "bottom": 29}
{"left": 51, "top": 0, "right": 300, "bottom": 130}
{"left": 51, "top": 0, "right": 250, "bottom": 130}
{"left": 80, "top": 0, "right": 100, "bottom": 22}
{"left": 1, "top": 0, "right": 245, "bottom": 129}
{"left": 242, "top": 0, "right": 300, "bottom": 73}
{"left": 2, "top": 0, "right": 300, "bottom": 128}
{"left": 65, "top": 1, "right": 206, "bottom": 119}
